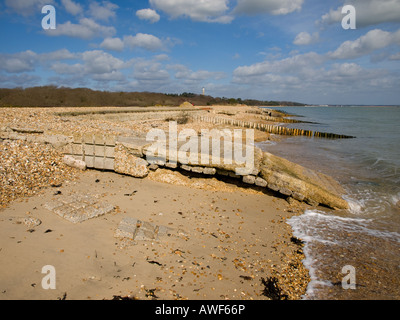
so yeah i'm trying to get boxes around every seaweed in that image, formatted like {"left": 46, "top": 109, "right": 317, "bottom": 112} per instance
{"left": 261, "top": 277, "right": 288, "bottom": 300}
{"left": 290, "top": 236, "right": 304, "bottom": 246}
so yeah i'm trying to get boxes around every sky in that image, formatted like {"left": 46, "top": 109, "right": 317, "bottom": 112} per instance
{"left": 0, "top": 0, "right": 399, "bottom": 105}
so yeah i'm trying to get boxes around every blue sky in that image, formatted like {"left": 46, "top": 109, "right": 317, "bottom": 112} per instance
{"left": 0, "top": 0, "right": 399, "bottom": 105}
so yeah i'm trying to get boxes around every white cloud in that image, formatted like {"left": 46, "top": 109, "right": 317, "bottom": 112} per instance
{"left": 234, "top": 0, "right": 303, "bottom": 15}
{"left": 124, "top": 33, "right": 164, "bottom": 51}
{"left": 0, "top": 73, "right": 41, "bottom": 88}
{"left": 233, "top": 52, "right": 324, "bottom": 80}
{"left": 81, "top": 50, "right": 124, "bottom": 74}
{"left": 50, "top": 50, "right": 126, "bottom": 84}
{"left": 319, "top": 7, "right": 343, "bottom": 26}
{"left": 389, "top": 52, "right": 400, "bottom": 60}
{"left": 328, "top": 63, "right": 363, "bottom": 78}
{"left": 46, "top": 18, "right": 116, "bottom": 39}
{"left": 4, "top": 0, "right": 53, "bottom": 16}
{"left": 154, "top": 54, "right": 169, "bottom": 61}
{"left": 293, "top": 32, "right": 319, "bottom": 46}
{"left": 319, "top": 0, "right": 400, "bottom": 28}
{"left": 136, "top": 8, "right": 160, "bottom": 23}
{"left": 40, "top": 49, "right": 77, "bottom": 61}
{"left": 100, "top": 37, "right": 124, "bottom": 51}
{"left": 92, "top": 70, "right": 125, "bottom": 82}
{"left": 149, "top": 0, "right": 233, "bottom": 23}
{"left": 61, "top": 0, "right": 83, "bottom": 15}
{"left": 99, "top": 34, "right": 168, "bottom": 52}
{"left": 329, "top": 29, "right": 400, "bottom": 59}
{"left": 88, "top": 1, "right": 118, "bottom": 21}
{"left": 231, "top": 51, "right": 399, "bottom": 104}
{"left": 0, "top": 50, "right": 38, "bottom": 73}
{"left": 172, "top": 65, "right": 226, "bottom": 82}
{"left": 169, "top": 65, "right": 226, "bottom": 83}
{"left": 51, "top": 62, "right": 82, "bottom": 75}
{"left": 133, "top": 62, "right": 170, "bottom": 81}
{"left": 0, "top": 49, "right": 78, "bottom": 74}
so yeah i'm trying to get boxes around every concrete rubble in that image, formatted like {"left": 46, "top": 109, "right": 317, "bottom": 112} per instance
{"left": 1, "top": 124, "right": 349, "bottom": 210}
{"left": 114, "top": 217, "right": 174, "bottom": 242}
{"left": 44, "top": 193, "right": 115, "bottom": 224}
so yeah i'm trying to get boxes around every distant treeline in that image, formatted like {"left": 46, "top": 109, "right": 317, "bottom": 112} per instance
{"left": 0, "top": 86, "right": 305, "bottom": 108}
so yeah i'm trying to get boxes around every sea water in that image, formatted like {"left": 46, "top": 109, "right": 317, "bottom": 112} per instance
{"left": 258, "top": 106, "right": 400, "bottom": 300}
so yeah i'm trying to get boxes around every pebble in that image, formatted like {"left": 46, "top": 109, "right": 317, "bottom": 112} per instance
{"left": 0, "top": 139, "right": 78, "bottom": 208}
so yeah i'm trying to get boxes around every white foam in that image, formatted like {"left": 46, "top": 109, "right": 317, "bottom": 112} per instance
{"left": 255, "top": 140, "right": 277, "bottom": 148}
{"left": 289, "top": 208, "right": 400, "bottom": 299}
{"left": 287, "top": 209, "right": 391, "bottom": 299}
{"left": 288, "top": 211, "right": 336, "bottom": 299}
{"left": 391, "top": 193, "right": 400, "bottom": 206}
{"left": 345, "top": 197, "right": 364, "bottom": 215}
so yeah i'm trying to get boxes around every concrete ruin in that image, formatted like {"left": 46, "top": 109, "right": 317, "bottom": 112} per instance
{"left": 44, "top": 193, "right": 115, "bottom": 224}
{"left": 57, "top": 132, "right": 348, "bottom": 210}
{"left": 0, "top": 110, "right": 350, "bottom": 210}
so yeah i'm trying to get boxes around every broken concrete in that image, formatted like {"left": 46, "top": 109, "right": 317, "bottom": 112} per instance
{"left": 255, "top": 177, "right": 268, "bottom": 188}
{"left": 260, "top": 152, "right": 349, "bottom": 209}
{"left": 95, "top": 135, "right": 348, "bottom": 209}
{"left": 63, "top": 155, "right": 87, "bottom": 171}
{"left": 44, "top": 193, "right": 115, "bottom": 224}
{"left": 9, "top": 217, "right": 42, "bottom": 229}
{"left": 114, "top": 143, "right": 149, "bottom": 178}
{"left": 114, "top": 217, "right": 174, "bottom": 243}
{"left": 243, "top": 175, "right": 256, "bottom": 185}
{"left": 1, "top": 127, "right": 349, "bottom": 210}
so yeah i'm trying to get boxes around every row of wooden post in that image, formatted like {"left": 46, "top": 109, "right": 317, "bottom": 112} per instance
{"left": 192, "top": 115, "right": 354, "bottom": 139}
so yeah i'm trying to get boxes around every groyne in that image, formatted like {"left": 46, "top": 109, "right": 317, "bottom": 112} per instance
{"left": 192, "top": 115, "right": 355, "bottom": 139}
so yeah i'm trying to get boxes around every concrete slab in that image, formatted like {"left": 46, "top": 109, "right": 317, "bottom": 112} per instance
{"left": 114, "top": 218, "right": 174, "bottom": 243}
{"left": 44, "top": 193, "right": 115, "bottom": 224}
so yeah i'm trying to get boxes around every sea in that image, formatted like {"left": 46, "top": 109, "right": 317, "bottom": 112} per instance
{"left": 257, "top": 106, "right": 400, "bottom": 300}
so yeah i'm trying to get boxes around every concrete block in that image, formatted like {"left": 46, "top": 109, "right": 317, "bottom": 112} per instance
{"left": 114, "top": 218, "right": 175, "bottom": 243}
{"left": 104, "top": 158, "right": 115, "bottom": 171}
{"left": 44, "top": 193, "right": 115, "bottom": 224}
{"left": 105, "top": 146, "right": 114, "bottom": 158}
{"left": 255, "top": 177, "right": 268, "bottom": 187}
{"left": 181, "top": 165, "right": 192, "bottom": 172}
{"left": 191, "top": 167, "right": 204, "bottom": 174}
{"left": 94, "top": 134, "right": 105, "bottom": 145}
{"left": 83, "top": 134, "right": 94, "bottom": 144}
{"left": 279, "top": 187, "right": 293, "bottom": 196}
{"left": 292, "top": 192, "right": 305, "bottom": 202}
{"left": 165, "top": 162, "right": 178, "bottom": 169}
{"left": 94, "top": 157, "right": 105, "bottom": 170}
{"left": 85, "top": 156, "right": 95, "bottom": 168}
{"left": 84, "top": 144, "right": 95, "bottom": 156}
{"left": 203, "top": 167, "right": 217, "bottom": 175}
{"left": 95, "top": 145, "right": 105, "bottom": 157}
{"left": 63, "top": 155, "right": 87, "bottom": 170}
{"left": 243, "top": 175, "right": 256, "bottom": 185}
{"left": 268, "top": 184, "right": 279, "bottom": 192}
{"left": 216, "top": 169, "right": 229, "bottom": 176}
{"left": 71, "top": 144, "right": 82, "bottom": 155}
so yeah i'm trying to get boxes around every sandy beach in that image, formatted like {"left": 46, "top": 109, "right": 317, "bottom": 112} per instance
{"left": 0, "top": 169, "right": 309, "bottom": 300}
{"left": 0, "top": 105, "right": 314, "bottom": 300}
